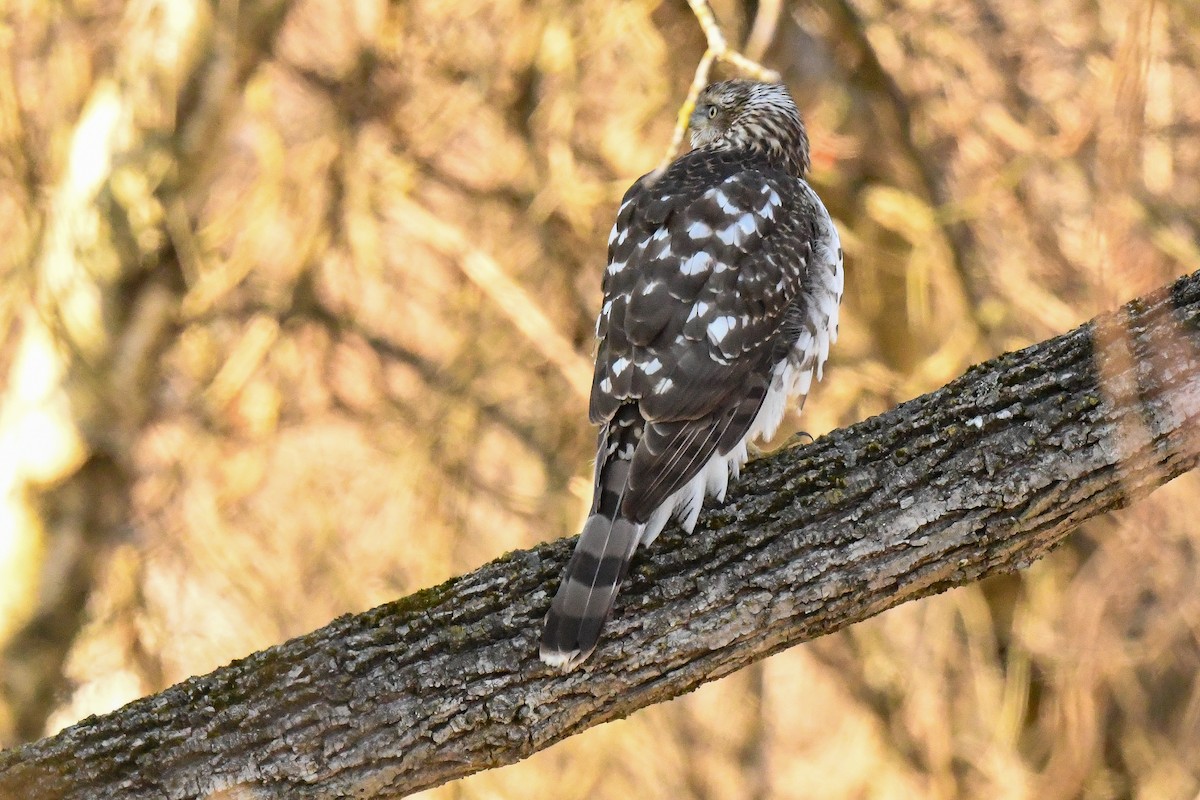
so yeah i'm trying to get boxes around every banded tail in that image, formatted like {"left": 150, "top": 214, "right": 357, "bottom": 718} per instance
{"left": 539, "top": 511, "right": 641, "bottom": 671}
{"left": 541, "top": 410, "right": 643, "bottom": 671}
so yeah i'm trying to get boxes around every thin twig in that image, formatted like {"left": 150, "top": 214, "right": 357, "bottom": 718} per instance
{"left": 744, "top": 0, "right": 784, "bottom": 62}
{"left": 656, "top": 0, "right": 782, "bottom": 173}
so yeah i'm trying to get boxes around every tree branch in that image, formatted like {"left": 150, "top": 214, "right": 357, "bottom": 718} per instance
{"left": 2, "top": 269, "right": 1198, "bottom": 798}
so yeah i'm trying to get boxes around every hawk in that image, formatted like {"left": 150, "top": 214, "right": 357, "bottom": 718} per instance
{"left": 540, "top": 80, "right": 844, "bottom": 671}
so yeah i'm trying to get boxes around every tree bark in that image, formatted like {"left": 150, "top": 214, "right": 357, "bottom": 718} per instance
{"left": 1, "top": 268, "right": 1198, "bottom": 799}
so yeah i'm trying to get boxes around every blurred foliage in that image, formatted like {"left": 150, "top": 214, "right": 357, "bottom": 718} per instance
{"left": 1, "top": 0, "right": 1198, "bottom": 797}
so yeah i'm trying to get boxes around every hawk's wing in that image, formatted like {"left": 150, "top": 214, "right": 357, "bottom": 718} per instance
{"left": 589, "top": 149, "right": 826, "bottom": 522}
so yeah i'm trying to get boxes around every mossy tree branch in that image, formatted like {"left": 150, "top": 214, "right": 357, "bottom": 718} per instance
{"left": 1, "top": 269, "right": 1198, "bottom": 798}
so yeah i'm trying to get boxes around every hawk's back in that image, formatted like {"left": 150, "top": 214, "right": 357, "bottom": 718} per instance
{"left": 541, "top": 80, "right": 843, "bottom": 672}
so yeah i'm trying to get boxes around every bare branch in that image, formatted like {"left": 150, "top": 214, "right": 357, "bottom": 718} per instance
{"left": 656, "top": 1, "right": 783, "bottom": 173}
{"left": 1, "top": 269, "right": 1198, "bottom": 799}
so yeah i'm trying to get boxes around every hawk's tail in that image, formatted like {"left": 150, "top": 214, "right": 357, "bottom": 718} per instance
{"left": 540, "top": 511, "right": 641, "bottom": 671}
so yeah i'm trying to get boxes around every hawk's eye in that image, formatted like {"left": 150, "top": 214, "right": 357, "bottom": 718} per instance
{"left": 707, "top": 105, "right": 718, "bottom": 119}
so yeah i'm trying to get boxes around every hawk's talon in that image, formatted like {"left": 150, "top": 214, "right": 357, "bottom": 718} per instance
{"left": 783, "top": 430, "right": 815, "bottom": 449}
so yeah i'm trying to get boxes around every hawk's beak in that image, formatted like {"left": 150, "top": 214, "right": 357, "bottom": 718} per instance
{"left": 688, "top": 107, "right": 707, "bottom": 131}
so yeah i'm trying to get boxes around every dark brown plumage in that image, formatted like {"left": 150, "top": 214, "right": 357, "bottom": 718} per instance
{"left": 541, "top": 80, "right": 844, "bottom": 671}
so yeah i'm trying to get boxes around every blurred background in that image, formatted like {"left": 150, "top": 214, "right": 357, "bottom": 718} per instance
{"left": 1, "top": 0, "right": 1199, "bottom": 797}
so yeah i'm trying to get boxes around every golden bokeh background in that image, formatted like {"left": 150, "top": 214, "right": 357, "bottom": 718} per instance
{"left": 0, "top": 0, "right": 1198, "bottom": 797}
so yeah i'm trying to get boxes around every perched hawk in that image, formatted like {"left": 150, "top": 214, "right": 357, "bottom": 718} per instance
{"left": 540, "top": 80, "right": 844, "bottom": 671}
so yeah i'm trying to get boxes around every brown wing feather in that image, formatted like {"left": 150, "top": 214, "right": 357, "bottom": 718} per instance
{"left": 587, "top": 148, "right": 824, "bottom": 521}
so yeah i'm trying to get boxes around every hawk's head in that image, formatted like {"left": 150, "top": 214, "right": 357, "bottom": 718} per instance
{"left": 689, "top": 80, "right": 811, "bottom": 177}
